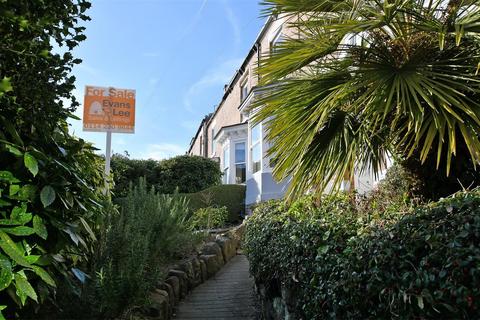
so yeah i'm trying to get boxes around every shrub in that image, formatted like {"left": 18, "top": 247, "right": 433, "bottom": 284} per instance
{"left": 245, "top": 190, "right": 480, "bottom": 319}
{"left": 86, "top": 179, "right": 201, "bottom": 318}
{"left": 189, "top": 206, "right": 229, "bottom": 230}
{"left": 181, "top": 184, "right": 246, "bottom": 222}
{"left": 0, "top": 1, "right": 107, "bottom": 318}
{"left": 110, "top": 154, "right": 158, "bottom": 198}
{"left": 110, "top": 154, "right": 222, "bottom": 197}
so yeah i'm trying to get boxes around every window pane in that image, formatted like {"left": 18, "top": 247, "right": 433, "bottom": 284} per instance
{"left": 223, "top": 147, "right": 229, "bottom": 170}
{"left": 211, "top": 128, "right": 215, "bottom": 153}
{"left": 235, "top": 142, "right": 245, "bottom": 163}
{"left": 252, "top": 143, "right": 261, "bottom": 173}
{"left": 251, "top": 124, "right": 261, "bottom": 144}
{"left": 235, "top": 163, "right": 246, "bottom": 183}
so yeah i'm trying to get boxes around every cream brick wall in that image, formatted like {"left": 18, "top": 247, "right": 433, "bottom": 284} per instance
{"left": 188, "top": 133, "right": 202, "bottom": 156}
{"left": 189, "top": 15, "right": 294, "bottom": 159}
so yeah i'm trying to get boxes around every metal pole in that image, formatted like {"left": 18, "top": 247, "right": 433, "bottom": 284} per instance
{"left": 105, "top": 130, "right": 112, "bottom": 192}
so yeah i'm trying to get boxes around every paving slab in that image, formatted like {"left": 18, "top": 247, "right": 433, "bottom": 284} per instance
{"left": 174, "top": 254, "right": 255, "bottom": 320}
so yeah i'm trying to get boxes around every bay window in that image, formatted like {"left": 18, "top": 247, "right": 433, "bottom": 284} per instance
{"left": 251, "top": 124, "right": 261, "bottom": 173}
{"left": 235, "top": 142, "right": 246, "bottom": 183}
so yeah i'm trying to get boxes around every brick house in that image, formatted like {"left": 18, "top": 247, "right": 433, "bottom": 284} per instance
{"left": 188, "top": 15, "right": 385, "bottom": 210}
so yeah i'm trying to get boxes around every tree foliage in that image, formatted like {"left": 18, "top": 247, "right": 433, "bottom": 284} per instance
{"left": 0, "top": 0, "right": 106, "bottom": 317}
{"left": 111, "top": 154, "right": 222, "bottom": 197}
{"left": 254, "top": 0, "right": 480, "bottom": 199}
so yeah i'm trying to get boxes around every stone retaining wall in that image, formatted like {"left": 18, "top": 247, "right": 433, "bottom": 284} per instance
{"left": 137, "top": 224, "right": 245, "bottom": 320}
{"left": 254, "top": 280, "right": 300, "bottom": 320}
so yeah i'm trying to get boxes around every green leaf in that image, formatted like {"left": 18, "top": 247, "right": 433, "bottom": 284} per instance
{"left": 40, "top": 186, "right": 55, "bottom": 208}
{"left": 0, "top": 77, "right": 13, "bottom": 95}
{"left": 33, "top": 216, "right": 48, "bottom": 240}
{"left": 24, "top": 153, "right": 38, "bottom": 177}
{"left": 31, "top": 265, "right": 55, "bottom": 287}
{"left": 11, "top": 205, "right": 32, "bottom": 225}
{"left": 0, "top": 255, "right": 13, "bottom": 291}
{"left": 79, "top": 217, "right": 96, "bottom": 241}
{"left": 0, "top": 231, "right": 30, "bottom": 267}
{"left": 16, "top": 185, "right": 37, "bottom": 201}
{"left": 0, "top": 200, "right": 11, "bottom": 207}
{"left": 417, "top": 295, "right": 424, "bottom": 310}
{"left": 317, "top": 245, "right": 330, "bottom": 255}
{"left": 5, "top": 144, "right": 22, "bottom": 157}
{"left": 9, "top": 184, "right": 20, "bottom": 196}
{"left": 2, "top": 227, "right": 35, "bottom": 237}
{"left": 0, "top": 305, "right": 6, "bottom": 320}
{"left": 0, "top": 171, "right": 20, "bottom": 183}
{"left": 39, "top": 49, "right": 49, "bottom": 58}
{"left": 14, "top": 271, "right": 37, "bottom": 305}
{"left": 0, "top": 219, "right": 21, "bottom": 226}
{"left": 24, "top": 255, "right": 39, "bottom": 264}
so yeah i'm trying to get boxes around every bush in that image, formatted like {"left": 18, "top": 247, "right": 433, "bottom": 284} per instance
{"left": 245, "top": 190, "right": 480, "bottom": 319}
{"left": 189, "top": 206, "right": 229, "bottom": 230}
{"left": 85, "top": 179, "right": 201, "bottom": 318}
{"left": 0, "top": 1, "right": 108, "bottom": 318}
{"left": 181, "top": 184, "right": 246, "bottom": 222}
{"left": 110, "top": 154, "right": 222, "bottom": 197}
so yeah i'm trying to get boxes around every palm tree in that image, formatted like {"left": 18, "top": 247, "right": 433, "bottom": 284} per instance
{"left": 253, "top": 0, "right": 480, "bottom": 199}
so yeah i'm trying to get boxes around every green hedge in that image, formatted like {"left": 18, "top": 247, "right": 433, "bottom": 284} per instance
{"left": 181, "top": 184, "right": 246, "bottom": 223}
{"left": 244, "top": 191, "right": 480, "bottom": 319}
{"left": 110, "top": 154, "right": 222, "bottom": 198}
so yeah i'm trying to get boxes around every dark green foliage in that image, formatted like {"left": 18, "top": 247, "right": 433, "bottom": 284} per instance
{"left": 0, "top": 0, "right": 107, "bottom": 317}
{"left": 181, "top": 184, "right": 246, "bottom": 222}
{"left": 245, "top": 190, "right": 480, "bottom": 319}
{"left": 189, "top": 206, "right": 229, "bottom": 230}
{"left": 110, "top": 154, "right": 222, "bottom": 197}
{"left": 156, "top": 155, "right": 222, "bottom": 194}
{"left": 109, "top": 154, "right": 158, "bottom": 198}
{"left": 402, "top": 140, "right": 480, "bottom": 200}
{"left": 86, "top": 179, "right": 201, "bottom": 318}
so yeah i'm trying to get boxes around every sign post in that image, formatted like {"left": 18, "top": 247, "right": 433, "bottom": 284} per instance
{"left": 83, "top": 85, "right": 136, "bottom": 191}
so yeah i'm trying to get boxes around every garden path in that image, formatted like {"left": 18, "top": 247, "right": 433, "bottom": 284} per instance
{"left": 174, "top": 254, "right": 256, "bottom": 320}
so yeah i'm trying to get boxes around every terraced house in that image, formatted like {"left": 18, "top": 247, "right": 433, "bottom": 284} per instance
{"left": 188, "top": 15, "right": 384, "bottom": 209}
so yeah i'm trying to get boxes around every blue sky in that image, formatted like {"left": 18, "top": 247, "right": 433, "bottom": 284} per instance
{"left": 69, "top": 0, "right": 265, "bottom": 159}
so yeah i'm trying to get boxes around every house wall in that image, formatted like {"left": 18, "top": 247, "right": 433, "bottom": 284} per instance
{"left": 188, "top": 134, "right": 202, "bottom": 156}
{"left": 188, "top": 15, "right": 302, "bottom": 208}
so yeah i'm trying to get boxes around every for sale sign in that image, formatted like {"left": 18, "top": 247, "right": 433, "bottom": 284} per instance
{"left": 83, "top": 85, "right": 135, "bottom": 133}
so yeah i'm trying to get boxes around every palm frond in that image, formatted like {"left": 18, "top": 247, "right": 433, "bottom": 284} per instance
{"left": 253, "top": 0, "right": 480, "bottom": 199}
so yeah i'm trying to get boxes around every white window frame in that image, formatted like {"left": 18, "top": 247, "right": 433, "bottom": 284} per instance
{"left": 250, "top": 123, "right": 262, "bottom": 174}
{"left": 223, "top": 145, "right": 230, "bottom": 184}
{"left": 211, "top": 127, "right": 216, "bottom": 155}
{"left": 234, "top": 141, "right": 246, "bottom": 184}
{"left": 240, "top": 78, "right": 249, "bottom": 102}
{"left": 270, "top": 28, "right": 283, "bottom": 54}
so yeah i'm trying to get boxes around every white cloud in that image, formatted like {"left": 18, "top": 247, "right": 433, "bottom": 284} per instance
{"left": 183, "top": 58, "right": 242, "bottom": 112}
{"left": 142, "top": 143, "right": 185, "bottom": 160}
{"left": 180, "top": 0, "right": 208, "bottom": 39}
{"left": 223, "top": 1, "right": 241, "bottom": 51}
